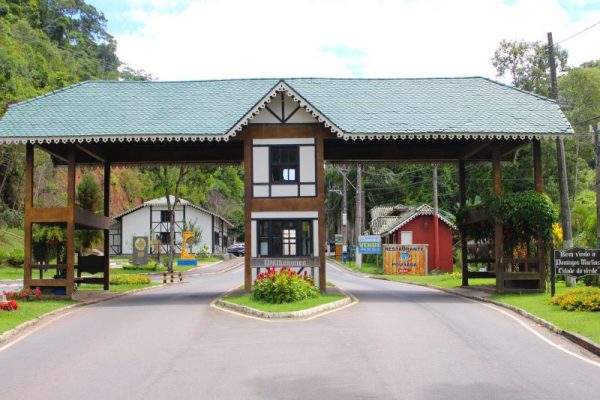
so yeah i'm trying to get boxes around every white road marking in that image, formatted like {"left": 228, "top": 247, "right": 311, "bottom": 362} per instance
{"left": 0, "top": 309, "right": 79, "bottom": 353}
{"left": 329, "top": 261, "right": 600, "bottom": 369}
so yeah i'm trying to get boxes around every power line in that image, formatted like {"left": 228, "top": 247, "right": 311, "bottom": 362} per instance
{"left": 555, "top": 20, "right": 600, "bottom": 46}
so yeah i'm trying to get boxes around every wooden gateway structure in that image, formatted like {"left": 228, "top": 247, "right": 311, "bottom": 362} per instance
{"left": 0, "top": 78, "right": 572, "bottom": 297}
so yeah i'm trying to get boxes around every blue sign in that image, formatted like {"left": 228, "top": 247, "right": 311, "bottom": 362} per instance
{"left": 358, "top": 235, "right": 382, "bottom": 255}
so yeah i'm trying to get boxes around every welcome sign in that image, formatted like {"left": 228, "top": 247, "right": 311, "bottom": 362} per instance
{"left": 553, "top": 247, "right": 600, "bottom": 278}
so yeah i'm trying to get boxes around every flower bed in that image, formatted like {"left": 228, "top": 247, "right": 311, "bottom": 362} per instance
{"left": 0, "top": 299, "right": 19, "bottom": 311}
{"left": 550, "top": 287, "right": 600, "bottom": 312}
{"left": 253, "top": 267, "right": 318, "bottom": 304}
{"left": 4, "top": 287, "right": 42, "bottom": 301}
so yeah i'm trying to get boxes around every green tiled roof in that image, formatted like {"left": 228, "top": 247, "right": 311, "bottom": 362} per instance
{"left": 369, "top": 204, "right": 456, "bottom": 236}
{"left": 0, "top": 77, "right": 572, "bottom": 143}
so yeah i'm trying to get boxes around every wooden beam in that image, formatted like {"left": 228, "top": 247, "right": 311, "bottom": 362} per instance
{"left": 317, "top": 136, "right": 326, "bottom": 292}
{"left": 76, "top": 143, "right": 106, "bottom": 163}
{"left": 492, "top": 145, "right": 504, "bottom": 293}
{"left": 35, "top": 144, "right": 68, "bottom": 163}
{"left": 103, "top": 163, "right": 110, "bottom": 291}
{"left": 244, "top": 137, "right": 252, "bottom": 294}
{"left": 459, "top": 159, "right": 468, "bottom": 287}
{"left": 29, "top": 208, "right": 71, "bottom": 223}
{"left": 74, "top": 207, "right": 110, "bottom": 230}
{"left": 533, "top": 139, "right": 543, "bottom": 193}
{"left": 461, "top": 141, "right": 492, "bottom": 159}
{"left": 66, "top": 145, "right": 76, "bottom": 298}
{"left": 24, "top": 143, "right": 34, "bottom": 289}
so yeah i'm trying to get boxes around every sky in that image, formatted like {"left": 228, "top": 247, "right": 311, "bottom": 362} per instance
{"left": 86, "top": 0, "right": 600, "bottom": 81}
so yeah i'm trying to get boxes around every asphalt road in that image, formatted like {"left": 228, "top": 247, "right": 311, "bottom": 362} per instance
{"left": 1, "top": 261, "right": 599, "bottom": 400}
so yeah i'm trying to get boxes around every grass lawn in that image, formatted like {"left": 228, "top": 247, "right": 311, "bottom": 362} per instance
{"left": 77, "top": 282, "right": 160, "bottom": 293}
{"left": 378, "top": 274, "right": 496, "bottom": 288}
{"left": 491, "top": 283, "right": 600, "bottom": 345}
{"left": 0, "top": 228, "right": 23, "bottom": 254}
{"left": 334, "top": 258, "right": 495, "bottom": 288}
{"left": 0, "top": 266, "right": 25, "bottom": 280}
{"left": 0, "top": 299, "right": 76, "bottom": 335}
{"left": 223, "top": 293, "right": 346, "bottom": 313}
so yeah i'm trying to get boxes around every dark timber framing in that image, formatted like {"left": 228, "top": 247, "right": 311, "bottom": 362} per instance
{"left": 24, "top": 143, "right": 111, "bottom": 297}
{"left": 22, "top": 134, "right": 552, "bottom": 298}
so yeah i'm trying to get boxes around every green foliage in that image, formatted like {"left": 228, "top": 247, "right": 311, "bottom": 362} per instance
{"left": 109, "top": 274, "right": 151, "bottom": 285}
{"left": 252, "top": 267, "right": 318, "bottom": 304}
{"left": 571, "top": 189, "right": 597, "bottom": 247}
{"left": 122, "top": 264, "right": 157, "bottom": 271}
{"left": 456, "top": 205, "right": 494, "bottom": 242}
{"left": 32, "top": 224, "right": 65, "bottom": 263}
{"left": 77, "top": 173, "right": 101, "bottom": 212}
{"left": 550, "top": 287, "right": 600, "bottom": 312}
{"left": 5, "top": 247, "right": 23, "bottom": 267}
{"left": 486, "top": 191, "right": 557, "bottom": 241}
{"left": 492, "top": 39, "right": 568, "bottom": 97}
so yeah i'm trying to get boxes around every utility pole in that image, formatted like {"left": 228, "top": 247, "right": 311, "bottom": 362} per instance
{"left": 432, "top": 164, "right": 440, "bottom": 271}
{"left": 341, "top": 168, "right": 348, "bottom": 262}
{"left": 594, "top": 123, "right": 600, "bottom": 248}
{"left": 355, "top": 164, "right": 363, "bottom": 268}
{"left": 548, "top": 32, "right": 574, "bottom": 250}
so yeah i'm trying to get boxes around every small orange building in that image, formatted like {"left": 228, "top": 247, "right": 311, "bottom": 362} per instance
{"left": 369, "top": 204, "right": 456, "bottom": 273}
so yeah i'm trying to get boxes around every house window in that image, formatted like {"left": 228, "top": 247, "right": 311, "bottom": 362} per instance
{"left": 214, "top": 231, "right": 220, "bottom": 246}
{"left": 160, "top": 210, "right": 172, "bottom": 222}
{"left": 270, "top": 146, "right": 298, "bottom": 183}
{"left": 257, "top": 219, "right": 312, "bottom": 257}
{"left": 401, "top": 231, "right": 413, "bottom": 245}
{"left": 158, "top": 232, "right": 170, "bottom": 244}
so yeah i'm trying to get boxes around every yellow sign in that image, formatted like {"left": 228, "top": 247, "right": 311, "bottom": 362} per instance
{"left": 181, "top": 231, "right": 195, "bottom": 260}
{"left": 383, "top": 244, "right": 428, "bottom": 275}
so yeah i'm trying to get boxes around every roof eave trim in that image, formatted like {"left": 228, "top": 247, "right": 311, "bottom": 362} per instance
{"left": 339, "top": 131, "right": 572, "bottom": 142}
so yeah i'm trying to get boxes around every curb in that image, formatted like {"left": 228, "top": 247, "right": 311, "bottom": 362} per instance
{"left": 371, "top": 276, "right": 600, "bottom": 358}
{"left": 212, "top": 287, "right": 356, "bottom": 320}
{"left": 0, "top": 284, "right": 166, "bottom": 346}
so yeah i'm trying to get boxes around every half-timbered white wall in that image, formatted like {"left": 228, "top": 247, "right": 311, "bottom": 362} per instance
{"left": 115, "top": 205, "right": 225, "bottom": 255}
{"left": 252, "top": 138, "right": 316, "bottom": 198}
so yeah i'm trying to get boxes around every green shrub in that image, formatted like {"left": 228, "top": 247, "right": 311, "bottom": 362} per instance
{"left": 252, "top": 267, "right": 318, "bottom": 304}
{"left": 110, "top": 274, "right": 151, "bottom": 285}
{"left": 122, "top": 264, "right": 157, "bottom": 271}
{"left": 550, "top": 287, "right": 600, "bottom": 312}
{"left": 6, "top": 248, "right": 24, "bottom": 268}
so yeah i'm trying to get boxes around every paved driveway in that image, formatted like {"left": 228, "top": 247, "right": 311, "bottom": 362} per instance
{"left": 1, "top": 262, "right": 599, "bottom": 399}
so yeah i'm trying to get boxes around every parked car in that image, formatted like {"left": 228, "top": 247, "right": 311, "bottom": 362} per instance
{"left": 227, "top": 243, "right": 245, "bottom": 257}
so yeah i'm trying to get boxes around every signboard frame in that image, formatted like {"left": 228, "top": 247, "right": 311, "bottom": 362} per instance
{"left": 358, "top": 235, "right": 382, "bottom": 255}
{"left": 551, "top": 246, "right": 600, "bottom": 296}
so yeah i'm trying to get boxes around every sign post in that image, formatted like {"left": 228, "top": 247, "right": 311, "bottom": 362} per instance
{"left": 133, "top": 236, "right": 149, "bottom": 266}
{"left": 552, "top": 247, "right": 600, "bottom": 297}
{"left": 358, "top": 235, "right": 382, "bottom": 270}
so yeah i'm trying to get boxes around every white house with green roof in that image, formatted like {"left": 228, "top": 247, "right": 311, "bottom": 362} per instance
{"left": 0, "top": 77, "right": 573, "bottom": 296}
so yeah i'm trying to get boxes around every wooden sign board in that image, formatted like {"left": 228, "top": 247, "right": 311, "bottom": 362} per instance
{"left": 383, "top": 244, "right": 428, "bottom": 275}
{"left": 251, "top": 257, "right": 319, "bottom": 269}
{"left": 553, "top": 247, "right": 600, "bottom": 278}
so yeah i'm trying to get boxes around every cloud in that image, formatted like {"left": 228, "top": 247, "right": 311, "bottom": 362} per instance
{"left": 114, "top": 0, "right": 600, "bottom": 80}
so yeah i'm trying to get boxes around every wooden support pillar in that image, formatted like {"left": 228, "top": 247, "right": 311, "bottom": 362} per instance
{"left": 459, "top": 159, "right": 468, "bottom": 287}
{"left": 65, "top": 145, "right": 76, "bottom": 298}
{"left": 243, "top": 137, "right": 252, "bottom": 294}
{"left": 533, "top": 140, "right": 543, "bottom": 193}
{"left": 317, "top": 136, "right": 327, "bottom": 293}
{"left": 533, "top": 139, "right": 546, "bottom": 291}
{"left": 492, "top": 145, "right": 504, "bottom": 293}
{"left": 24, "top": 143, "right": 34, "bottom": 289}
{"left": 103, "top": 162, "right": 111, "bottom": 291}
